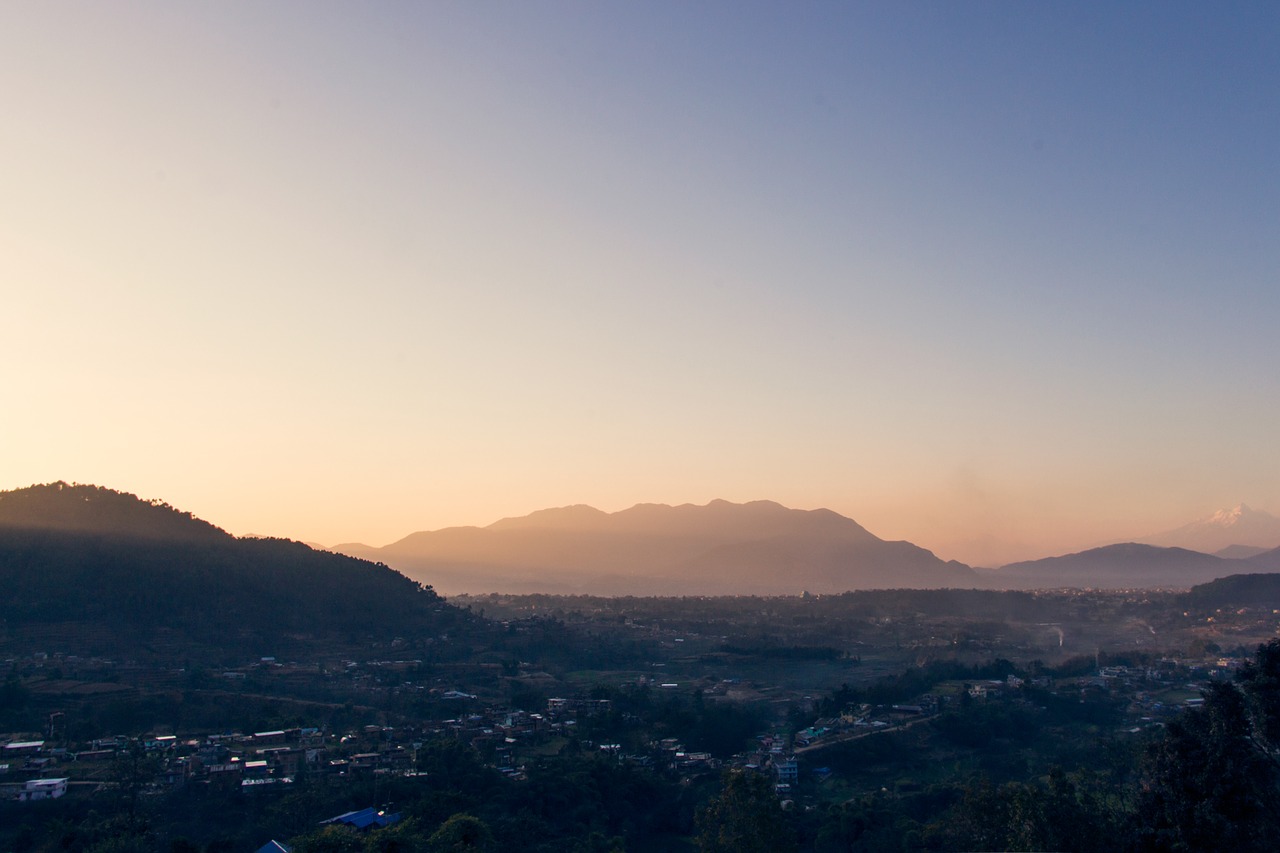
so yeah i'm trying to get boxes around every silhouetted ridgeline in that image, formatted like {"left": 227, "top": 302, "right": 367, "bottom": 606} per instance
{"left": 340, "top": 498, "right": 1280, "bottom": 595}
{"left": 336, "top": 498, "right": 978, "bottom": 595}
{"left": 0, "top": 481, "right": 228, "bottom": 542}
{"left": 992, "top": 543, "right": 1240, "bottom": 589}
{"left": 0, "top": 483, "right": 466, "bottom": 657}
{"left": 1181, "top": 572, "right": 1280, "bottom": 610}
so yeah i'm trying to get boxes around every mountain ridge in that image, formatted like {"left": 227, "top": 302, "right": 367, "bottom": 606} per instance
{"left": 332, "top": 499, "right": 972, "bottom": 595}
{"left": 992, "top": 542, "right": 1238, "bottom": 589}
{"left": 1137, "top": 503, "right": 1280, "bottom": 553}
{"left": 0, "top": 482, "right": 467, "bottom": 660}
{"left": 0, "top": 481, "right": 230, "bottom": 542}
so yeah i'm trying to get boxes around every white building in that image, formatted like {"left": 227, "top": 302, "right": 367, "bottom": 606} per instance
{"left": 18, "top": 777, "right": 68, "bottom": 801}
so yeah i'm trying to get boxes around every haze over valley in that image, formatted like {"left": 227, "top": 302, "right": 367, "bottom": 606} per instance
{"left": 5, "top": 4, "right": 1280, "bottom": 849}
{"left": 6, "top": 481, "right": 1280, "bottom": 851}
{"left": 326, "top": 497, "right": 1280, "bottom": 596}
{"left": 8, "top": 480, "right": 1280, "bottom": 605}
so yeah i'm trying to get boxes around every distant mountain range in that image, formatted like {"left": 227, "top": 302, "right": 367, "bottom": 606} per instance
{"left": 969, "top": 503, "right": 1280, "bottom": 589}
{"left": 4, "top": 484, "right": 1278, "bottom": 601}
{"left": 333, "top": 499, "right": 977, "bottom": 595}
{"left": 334, "top": 498, "right": 1280, "bottom": 594}
{"left": 1136, "top": 503, "right": 1280, "bottom": 554}
{"left": 987, "top": 542, "right": 1280, "bottom": 589}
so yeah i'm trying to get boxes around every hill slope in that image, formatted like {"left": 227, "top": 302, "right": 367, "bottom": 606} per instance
{"left": 0, "top": 483, "right": 466, "bottom": 659}
{"left": 991, "top": 543, "right": 1238, "bottom": 589}
{"left": 1245, "top": 544, "right": 1280, "bottom": 572}
{"left": 1181, "top": 572, "right": 1280, "bottom": 610}
{"left": 0, "top": 481, "right": 229, "bottom": 541}
{"left": 334, "top": 499, "right": 976, "bottom": 595}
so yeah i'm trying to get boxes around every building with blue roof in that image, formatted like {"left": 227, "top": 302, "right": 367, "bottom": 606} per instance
{"left": 319, "top": 807, "right": 401, "bottom": 832}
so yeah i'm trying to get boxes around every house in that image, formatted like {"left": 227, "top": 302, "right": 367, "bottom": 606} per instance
{"left": 205, "top": 762, "right": 244, "bottom": 789}
{"left": 320, "top": 807, "right": 402, "bottom": 832}
{"left": 260, "top": 747, "right": 306, "bottom": 776}
{"left": 18, "top": 778, "right": 68, "bottom": 801}
{"left": 254, "top": 842, "right": 292, "bottom": 853}
{"left": 795, "top": 726, "right": 828, "bottom": 745}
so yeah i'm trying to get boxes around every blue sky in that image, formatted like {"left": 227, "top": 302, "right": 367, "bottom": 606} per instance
{"left": 3, "top": 2, "right": 1277, "bottom": 565}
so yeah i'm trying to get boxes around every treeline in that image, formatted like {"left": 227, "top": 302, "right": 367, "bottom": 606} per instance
{"left": 463, "top": 588, "right": 1084, "bottom": 625}
{"left": 0, "top": 483, "right": 483, "bottom": 662}
{"left": 0, "top": 483, "right": 230, "bottom": 543}
{"left": 813, "top": 657, "right": 1025, "bottom": 715}
{"left": 798, "top": 641, "right": 1280, "bottom": 851}
{"left": 719, "top": 643, "right": 844, "bottom": 661}
{"left": 0, "top": 529, "right": 469, "bottom": 660}
{"left": 1180, "top": 572, "right": 1280, "bottom": 610}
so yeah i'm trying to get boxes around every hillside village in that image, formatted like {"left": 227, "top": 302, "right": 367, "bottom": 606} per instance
{"left": 3, "top": 486, "right": 1280, "bottom": 850}
{"left": 0, "top": 627, "right": 1253, "bottom": 810}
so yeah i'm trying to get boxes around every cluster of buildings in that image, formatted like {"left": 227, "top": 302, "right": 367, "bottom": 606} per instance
{"left": 1, "top": 641, "right": 1239, "bottom": 809}
{"left": 1, "top": 739, "right": 68, "bottom": 801}
{"left": 0, "top": 685, "right": 642, "bottom": 802}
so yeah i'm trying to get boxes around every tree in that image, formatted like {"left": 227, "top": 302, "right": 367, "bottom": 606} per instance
{"left": 426, "top": 814, "right": 494, "bottom": 853}
{"left": 366, "top": 818, "right": 427, "bottom": 853}
{"left": 813, "top": 794, "right": 917, "bottom": 853}
{"left": 109, "top": 740, "right": 160, "bottom": 820}
{"left": 0, "top": 669, "right": 30, "bottom": 726}
{"left": 695, "top": 770, "right": 797, "bottom": 853}
{"left": 290, "top": 826, "right": 365, "bottom": 853}
{"left": 924, "top": 769, "right": 1128, "bottom": 852}
{"left": 1137, "top": 678, "right": 1280, "bottom": 851}
{"left": 1237, "top": 638, "right": 1280, "bottom": 760}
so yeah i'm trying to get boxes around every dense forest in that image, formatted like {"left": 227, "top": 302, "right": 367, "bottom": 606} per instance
{"left": 0, "top": 484, "right": 471, "bottom": 660}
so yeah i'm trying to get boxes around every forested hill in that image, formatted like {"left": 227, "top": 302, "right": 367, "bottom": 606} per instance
{"left": 0, "top": 483, "right": 468, "bottom": 659}
{"left": 1181, "top": 572, "right": 1280, "bottom": 610}
{"left": 0, "top": 481, "right": 229, "bottom": 541}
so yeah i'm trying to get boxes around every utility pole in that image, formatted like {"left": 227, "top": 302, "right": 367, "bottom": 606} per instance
{"left": 47, "top": 711, "right": 64, "bottom": 743}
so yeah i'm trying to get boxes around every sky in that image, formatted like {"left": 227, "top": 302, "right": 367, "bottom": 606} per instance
{"left": 3, "top": 2, "right": 1278, "bottom": 567}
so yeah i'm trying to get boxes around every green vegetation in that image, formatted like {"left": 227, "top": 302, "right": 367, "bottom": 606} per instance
{"left": 0, "top": 485, "right": 472, "bottom": 662}
{"left": 4, "top": 643, "right": 1280, "bottom": 851}
{"left": 696, "top": 770, "right": 798, "bottom": 853}
{"left": 4, "top": 485, "right": 1280, "bottom": 850}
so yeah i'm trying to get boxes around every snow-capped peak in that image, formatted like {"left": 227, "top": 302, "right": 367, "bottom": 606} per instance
{"left": 1139, "top": 503, "right": 1280, "bottom": 552}
{"left": 1207, "top": 504, "right": 1251, "bottom": 527}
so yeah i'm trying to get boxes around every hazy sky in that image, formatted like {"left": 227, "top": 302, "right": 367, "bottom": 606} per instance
{"left": 4, "top": 2, "right": 1278, "bottom": 566}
